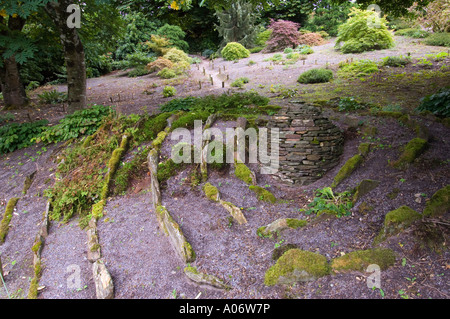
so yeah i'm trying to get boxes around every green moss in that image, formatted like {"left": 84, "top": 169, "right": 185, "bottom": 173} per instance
{"left": 249, "top": 185, "right": 276, "bottom": 203}
{"left": 27, "top": 277, "right": 39, "bottom": 299}
{"left": 170, "top": 111, "right": 211, "bottom": 130}
{"left": 286, "top": 218, "right": 308, "bottom": 229}
{"left": 386, "top": 188, "right": 400, "bottom": 200}
{"left": 234, "top": 163, "right": 254, "bottom": 185}
{"left": 271, "top": 244, "right": 298, "bottom": 261}
{"left": 375, "top": 206, "right": 422, "bottom": 244}
{"left": 0, "top": 197, "right": 19, "bottom": 243}
{"left": 92, "top": 200, "right": 106, "bottom": 220}
{"left": 332, "top": 154, "right": 363, "bottom": 188}
{"left": 264, "top": 249, "right": 330, "bottom": 286}
{"left": 151, "top": 131, "right": 168, "bottom": 150}
{"left": 256, "top": 226, "right": 269, "bottom": 238}
{"left": 157, "top": 159, "right": 182, "bottom": 183}
{"left": 82, "top": 134, "right": 95, "bottom": 148}
{"left": 203, "top": 183, "right": 219, "bottom": 202}
{"left": 31, "top": 240, "right": 42, "bottom": 254}
{"left": 423, "top": 185, "right": 450, "bottom": 218}
{"left": 331, "top": 248, "right": 396, "bottom": 271}
{"left": 353, "top": 179, "right": 380, "bottom": 203}
{"left": 184, "top": 265, "right": 200, "bottom": 275}
{"left": 391, "top": 138, "right": 428, "bottom": 169}
{"left": 358, "top": 143, "right": 371, "bottom": 157}
{"left": 182, "top": 241, "right": 196, "bottom": 263}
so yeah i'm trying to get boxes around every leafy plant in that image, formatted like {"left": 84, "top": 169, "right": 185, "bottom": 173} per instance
{"left": 338, "top": 59, "right": 379, "bottom": 79}
{"left": 417, "top": 87, "right": 450, "bottom": 118}
{"left": 38, "top": 90, "right": 68, "bottom": 105}
{"left": 296, "top": 44, "right": 314, "bottom": 55}
{"left": 156, "top": 24, "right": 189, "bottom": 52}
{"left": 297, "top": 68, "right": 333, "bottom": 84}
{"left": 302, "top": 187, "right": 353, "bottom": 217}
{"left": 34, "top": 104, "right": 113, "bottom": 144}
{"left": 338, "top": 97, "right": 366, "bottom": 112}
{"left": 335, "top": 8, "right": 394, "bottom": 53}
{"left": 231, "top": 77, "right": 250, "bottom": 88}
{"left": 0, "top": 120, "right": 49, "bottom": 154}
{"left": 160, "top": 96, "right": 198, "bottom": 112}
{"left": 128, "top": 66, "right": 151, "bottom": 77}
{"left": 163, "top": 86, "right": 177, "bottom": 98}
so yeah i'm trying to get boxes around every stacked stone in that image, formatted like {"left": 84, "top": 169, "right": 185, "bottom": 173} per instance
{"left": 269, "top": 101, "right": 344, "bottom": 186}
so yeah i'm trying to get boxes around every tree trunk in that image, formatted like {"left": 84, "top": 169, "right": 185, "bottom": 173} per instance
{"left": 45, "top": 1, "right": 87, "bottom": 113}
{"left": 0, "top": 16, "right": 28, "bottom": 109}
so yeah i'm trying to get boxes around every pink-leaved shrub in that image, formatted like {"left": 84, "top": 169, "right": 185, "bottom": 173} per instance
{"left": 264, "top": 19, "right": 301, "bottom": 53}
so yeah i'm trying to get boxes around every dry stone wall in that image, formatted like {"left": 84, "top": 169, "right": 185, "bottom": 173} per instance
{"left": 269, "top": 101, "right": 344, "bottom": 186}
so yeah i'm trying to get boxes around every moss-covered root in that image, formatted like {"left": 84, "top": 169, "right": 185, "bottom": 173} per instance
{"left": 423, "top": 185, "right": 450, "bottom": 218}
{"left": 391, "top": 138, "right": 428, "bottom": 170}
{"left": 184, "top": 265, "right": 231, "bottom": 290}
{"left": 0, "top": 197, "right": 20, "bottom": 243}
{"left": 374, "top": 206, "right": 422, "bottom": 244}
{"left": 101, "top": 135, "right": 129, "bottom": 201}
{"left": 257, "top": 218, "right": 307, "bottom": 238}
{"left": 331, "top": 248, "right": 396, "bottom": 272}
{"left": 331, "top": 154, "right": 363, "bottom": 188}
{"left": 156, "top": 205, "right": 196, "bottom": 263}
{"left": 234, "top": 162, "right": 256, "bottom": 185}
{"left": 249, "top": 185, "right": 276, "bottom": 203}
{"left": 264, "top": 249, "right": 330, "bottom": 286}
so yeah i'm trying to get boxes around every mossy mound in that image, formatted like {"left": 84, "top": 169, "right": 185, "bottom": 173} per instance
{"left": 423, "top": 185, "right": 450, "bottom": 218}
{"left": 203, "top": 183, "right": 219, "bottom": 202}
{"left": 331, "top": 248, "right": 396, "bottom": 271}
{"left": 375, "top": 206, "right": 422, "bottom": 244}
{"left": 249, "top": 185, "right": 276, "bottom": 203}
{"left": 332, "top": 154, "right": 363, "bottom": 188}
{"left": 391, "top": 138, "right": 428, "bottom": 169}
{"left": 264, "top": 249, "right": 330, "bottom": 286}
{"left": 358, "top": 143, "right": 371, "bottom": 157}
{"left": 0, "top": 197, "right": 20, "bottom": 243}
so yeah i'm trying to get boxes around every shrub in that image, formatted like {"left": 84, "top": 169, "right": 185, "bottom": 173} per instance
{"left": 156, "top": 24, "right": 189, "bottom": 52}
{"left": 265, "top": 19, "right": 301, "bottom": 53}
{"left": 163, "top": 86, "right": 177, "bottom": 98}
{"left": 128, "top": 66, "right": 150, "bottom": 77}
{"left": 163, "top": 47, "right": 192, "bottom": 64}
{"left": 338, "top": 97, "right": 366, "bottom": 112}
{"left": 381, "top": 55, "right": 411, "bottom": 67}
{"left": 417, "top": 87, "right": 450, "bottom": 118}
{"left": 202, "top": 49, "right": 215, "bottom": 59}
{"left": 255, "top": 28, "right": 273, "bottom": 46}
{"left": 335, "top": 8, "right": 394, "bottom": 53}
{"left": 146, "top": 57, "right": 174, "bottom": 73}
{"left": 296, "top": 44, "right": 314, "bottom": 55}
{"left": 249, "top": 46, "right": 264, "bottom": 53}
{"left": 221, "top": 42, "right": 250, "bottom": 60}
{"left": 284, "top": 47, "right": 294, "bottom": 54}
{"left": 302, "top": 187, "right": 353, "bottom": 217}
{"left": 145, "top": 34, "right": 173, "bottom": 56}
{"left": 124, "top": 52, "right": 157, "bottom": 68}
{"left": 423, "top": 32, "right": 450, "bottom": 47}
{"left": 297, "top": 68, "right": 333, "bottom": 84}
{"left": 157, "top": 68, "right": 177, "bottom": 79}
{"left": 231, "top": 77, "right": 250, "bottom": 88}
{"left": 395, "top": 28, "right": 431, "bottom": 38}
{"left": 298, "top": 32, "right": 326, "bottom": 46}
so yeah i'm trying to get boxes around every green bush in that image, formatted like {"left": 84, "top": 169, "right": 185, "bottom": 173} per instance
{"left": 381, "top": 55, "right": 411, "bottom": 67}
{"left": 156, "top": 24, "right": 189, "bottom": 52}
{"left": 301, "top": 187, "right": 353, "bottom": 218}
{"left": 163, "top": 47, "right": 192, "bottom": 64}
{"left": 157, "top": 68, "right": 177, "bottom": 79}
{"left": 0, "top": 120, "right": 49, "bottom": 154}
{"left": 162, "top": 86, "right": 177, "bottom": 98}
{"left": 35, "top": 104, "right": 113, "bottom": 144}
{"left": 423, "top": 33, "right": 450, "bottom": 47}
{"left": 336, "top": 8, "right": 394, "bottom": 53}
{"left": 255, "top": 29, "right": 273, "bottom": 47}
{"left": 128, "top": 66, "right": 151, "bottom": 77}
{"left": 338, "top": 97, "right": 366, "bottom": 112}
{"left": 297, "top": 68, "right": 333, "bottom": 84}
{"left": 231, "top": 77, "right": 250, "bottom": 88}
{"left": 296, "top": 44, "right": 314, "bottom": 55}
{"left": 395, "top": 28, "right": 431, "bottom": 38}
{"left": 417, "top": 87, "right": 450, "bottom": 118}
{"left": 221, "top": 42, "right": 250, "bottom": 61}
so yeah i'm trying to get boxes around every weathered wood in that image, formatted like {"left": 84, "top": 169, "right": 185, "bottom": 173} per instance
{"left": 148, "top": 149, "right": 161, "bottom": 210}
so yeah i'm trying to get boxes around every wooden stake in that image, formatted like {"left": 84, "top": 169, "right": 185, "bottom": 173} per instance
{"left": 222, "top": 81, "right": 225, "bottom": 88}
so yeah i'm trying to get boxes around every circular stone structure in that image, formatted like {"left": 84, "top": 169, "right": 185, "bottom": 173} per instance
{"left": 268, "top": 101, "right": 344, "bottom": 186}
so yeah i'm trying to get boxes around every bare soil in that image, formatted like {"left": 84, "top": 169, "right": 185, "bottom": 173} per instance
{"left": 0, "top": 37, "right": 449, "bottom": 300}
